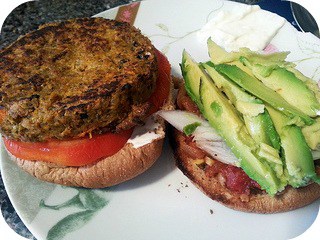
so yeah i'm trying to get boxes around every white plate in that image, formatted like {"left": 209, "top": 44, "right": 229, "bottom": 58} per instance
{"left": 1, "top": 0, "right": 320, "bottom": 239}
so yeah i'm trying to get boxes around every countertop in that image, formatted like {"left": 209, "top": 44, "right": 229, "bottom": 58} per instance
{"left": 0, "top": 0, "right": 137, "bottom": 49}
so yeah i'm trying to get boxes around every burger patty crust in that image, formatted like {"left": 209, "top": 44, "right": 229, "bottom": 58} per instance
{"left": 0, "top": 18, "right": 158, "bottom": 142}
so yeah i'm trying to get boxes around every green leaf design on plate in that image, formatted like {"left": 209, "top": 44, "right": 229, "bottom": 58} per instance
{"left": 40, "top": 193, "right": 85, "bottom": 210}
{"left": 78, "top": 188, "right": 108, "bottom": 210}
{"left": 149, "top": 24, "right": 198, "bottom": 53}
{"left": 46, "top": 210, "right": 96, "bottom": 240}
{"left": 156, "top": 23, "right": 169, "bottom": 32}
{"left": 40, "top": 188, "right": 109, "bottom": 240}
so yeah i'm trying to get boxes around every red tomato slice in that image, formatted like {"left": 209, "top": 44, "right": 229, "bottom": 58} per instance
{"left": 4, "top": 129, "right": 133, "bottom": 167}
{"left": 149, "top": 49, "right": 171, "bottom": 113}
{"left": 3, "top": 49, "right": 171, "bottom": 167}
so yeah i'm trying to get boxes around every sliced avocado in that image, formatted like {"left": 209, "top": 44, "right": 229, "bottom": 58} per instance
{"left": 241, "top": 57, "right": 320, "bottom": 117}
{"left": 266, "top": 106, "right": 316, "bottom": 187}
{"left": 214, "top": 64, "right": 315, "bottom": 125}
{"left": 202, "top": 61, "right": 255, "bottom": 102}
{"left": 180, "top": 50, "right": 203, "bottom": 110}
{"left": 207, "top": 39, "right": 254, "bottom": 76}
{"left": 207, "top": 38, "right": 237, "bottom": 64}
{"left": 243, "top": 110, "right": 281, "bottom": 150}
{"left": 199, "top": 73, "right": 283, "bottom": 195}
{"left": 257, "top": 143, "right": 282, "bottom": 165}
{"left": 236, "top": 101, "right": 265, "bottom": 117}
{"left": 286, "top": 67, "right": 320, "bottom": 104}
{"left": 237, "top": 49, "right": 292, "bottom": 67}
{"left": 302, "top": 117, "right": 320, "bottom": 150}
{"left": 257, "top": 143, "right": 285, "bottom": 180}
{"left": 207, "top": 38, "right": 291, "bottom": 66}
{"left": 202, "top": 62, "right": 281, "bottom": 150}
{"left": 203, "top": 62, "right": 283, "bottom": 180}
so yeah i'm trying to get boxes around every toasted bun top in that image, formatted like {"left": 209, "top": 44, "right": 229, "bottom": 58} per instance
{"left": 0, "top": 18, "right": 157, "bottom": 142}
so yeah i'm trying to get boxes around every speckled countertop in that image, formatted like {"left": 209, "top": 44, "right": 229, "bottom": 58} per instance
{"left": 0, "top": 0, "right": 296, "bottom": 239}
{"left": 0, "top": 0, "right": 139, "bottom": 49}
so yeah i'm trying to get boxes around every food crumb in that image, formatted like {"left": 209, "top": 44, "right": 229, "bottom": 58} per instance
{"left": 210, "top": 209, "right": 214, "bottom": 214}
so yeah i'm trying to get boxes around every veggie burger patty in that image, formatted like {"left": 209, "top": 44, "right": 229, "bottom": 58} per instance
{"left": 0, "top": 18, "right": 157, "bottom": 142}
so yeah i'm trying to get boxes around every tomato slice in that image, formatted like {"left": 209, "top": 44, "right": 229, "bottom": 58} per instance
{"left": 3, "top": 49, "right": 171, "bottom": 167}
{"left": 149, "top": 49, "right": 171, "bottom": 113}
{"left": 4, "top": 129, "right": 133, "bottom": 166}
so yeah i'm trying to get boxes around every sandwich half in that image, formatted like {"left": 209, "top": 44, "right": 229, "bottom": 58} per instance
{"left": 159, "top": 40, "right": 320, "bottom": 213}
{"left": 0, "top": 18, "right": 173, "bottom": 188}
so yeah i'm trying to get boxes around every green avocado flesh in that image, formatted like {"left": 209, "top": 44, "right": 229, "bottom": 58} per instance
{"left": 180, "top": 40, "right": 320, "bottom": 195}
{"left": 203, "top": 62, "right": 281, "bottom": 150}
{"left": 181, "top": 50, "right": 203, "bottom": 111}
{"left": 241, "top": 57, "right": 320, "bottom": 118}
{"left": 267, "top": 106, "right": 316, "bottom": 187}
{"left": 182, "top": 51, "right": 284, "bottom": 195}
{"left": 214, "top": 64, "right": 315, "bottom": 126}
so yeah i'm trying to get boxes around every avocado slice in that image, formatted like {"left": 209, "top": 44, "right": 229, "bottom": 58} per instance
{"left": 241, "top": 58, "right": 320, "bottom": 117}
{"left": 180, "top": 50, "right": 203, "bottom": 110}
{"left": 244, "top": 110, "right": 281, "bottom": 150}
{"left": 207, "top": 38, "right": 291, "bottom": 66}
{"left": 207, "top": 38, "right": 237, "bottom": 64}
{"left": 202, "top": 62, "right": 281, "bottom": 150}
{"left": 266, "top": 106, "right": 316, "bottom": 187}
{"left": 302, "top": 117, "right": 320, "bottom": 150}
{"left": 203, "top": 62, "right": 285, "bottom": 181}
{"left": 286, "top": 67, "right": 320, "bottom": 104}
{"left": 198, "top": 71, "right": 283, "bottom": 195}
{"left": 214, "top": 64, "right": 315, "bottom": 125}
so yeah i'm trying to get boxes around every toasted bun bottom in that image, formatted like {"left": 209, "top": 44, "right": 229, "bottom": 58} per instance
{"left": 173, "top": 129, "right": 320, "bottom": 213}
{"left": 5, "top": 76, "right": 175, "bottom": 188}
{"left": 7, "top": 126, "right": 164, "bottom": 188}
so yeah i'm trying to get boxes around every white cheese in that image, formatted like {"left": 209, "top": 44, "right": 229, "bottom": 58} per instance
{"left": 197, "top": 5, "right": 285, "bottom": 51}
{"left": 128, "top": 115, "right": 163, "bottom": 148}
